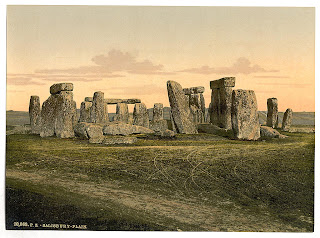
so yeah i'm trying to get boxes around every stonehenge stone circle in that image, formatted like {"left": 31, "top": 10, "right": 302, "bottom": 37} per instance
{"left": 282, "top": 108, "right": 293, "bottom": 131}
{"left": 104, "top": 98, "right": 141, "bottom": 104}
{"left": 231, "top": 89, "right": 260, "bottom": 140}
{"left": 90, "top": 91, "right": 106, "bottom": 124}
{"left": 153, "top": 103, "right": 164, "bottom": 121}
{"left": 40, "top": 85, "right": 76, "bottom": 138}
{"left": 29, "top": 95, "right": 41, "bottom": 134}
{"left": 183, "top": 86, "right": 206, "bottom": 124}
{"left": 167, "top": 80, "right": 198, "bottom": 134}
{"left": 133, "top": 103, "right": 149, "bottom": 128}
{"left": 79, "top": 101, "right": 92, "bottom": 123}
{"left": 210, "top": 77, "right": 235, "bottom": 130}
{"left": 267, "top": 98, "right": 278, "bottom": 128}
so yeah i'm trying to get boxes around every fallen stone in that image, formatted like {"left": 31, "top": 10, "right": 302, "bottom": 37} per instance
{"left": 29, "top": 95, "right": 41, "bottom": 134}
{"left": 267, "top": 98, "right": 279, "bottom": 128}
{"left": 103, "top": 123, "right": 154, "bottom": 136}
{"left": 133, "top": 103, "right": 149, "bottom": 128}
{"left": 282, "top": 108, "right": 293, "bottom": 132}
{"left": 231, "top": 90, "right": 260, "bottom": 140}
{"left": 167, "top": 80, "right": 198, "bottom": 134}
{"left": 74, "top": 122, "right": 90, "bottom": 139}
{"left": 155, "top": 129, "right": 175, "bottom": 137}
{"left": 50, "top": 83, "right": 73, "bottom": 94}
{"left": 86, "top": 124, "right": 104, "bottom": 143}
{"left": 260, "top": 126, "right": 288, "bottom": 139}
{"left": 197, "top": 123, "right": 233, "bottom": 137}
{"left": 103, "top": 136, "right": 138, "bottom": 145}
{"left": 104, "top": 98, "right": 141, "bottom": 104}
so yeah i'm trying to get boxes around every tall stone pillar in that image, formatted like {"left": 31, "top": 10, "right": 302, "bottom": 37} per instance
{"left": 114, "top": 103, "right": 129, "bottom": 123}
{"left": 133, "top": 102, "right": 149, "bottom": 128}
{"left": 210, "top": 77, "right": 235, "bottom": 129}
{"left": 29, "top": 95, "right": 41, "bottom": 134}
{"left": 90, "top": 91, "right": 105, "bottom": 124}
{"left": 79, "top": 101, "right": 92, "bottom": 122}
{"left": 282, "top": 108, "right": 293, "bottom": 131}
{"left": 267, "top": 98, "right": 278, "bottom": 128}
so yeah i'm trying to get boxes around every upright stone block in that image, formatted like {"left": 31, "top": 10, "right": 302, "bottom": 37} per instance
{"left": 104, "top": 102, "right": 109, "bottom": 123}
{"left": 150, "top": 103, "right": 168, "bottom": 132}
{"left": 79, "top": 101, "right": 92, "bottom": 122}
{"left": 153, "top": 103, "right": 164, "bottom": 121}
{"left": 219, "top": 87, "right": 233, "bottom": 129}
{"left": 113, "top": 103, "right": 129, "bottom": 123}
{"left": 282, "top": 108, "right": 293, "bottom": 131}
{"left": 199, "top": 93, "right": 206, "bottom": 122}
{"left": 133, "top": 103, "right": 149, "bottom": 128}
{"left": 267, "top": 98, "right": 278, "bottom": 128}
{"left": 231, "top": 90, "right": 260, "bottom": 140}
{"left": 29, "top": 96, "right": 41, "bottom": 134}
{"left": 90, "top": 91, "right": 105, "bottom": 123}
{"left": 167, "top": 81, "right": 197, "bottom": 134}
{"left": 210, "top": 89, "right": 220, "bottom": 125}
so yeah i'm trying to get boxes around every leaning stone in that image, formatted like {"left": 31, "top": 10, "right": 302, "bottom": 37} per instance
{"left": 85, "top": 97, "right": 93, "bottom": 102}
{"left": 197, "top": 123, "right": 234, "bottom": 137}
{"left": 282, "top": 108, "right": 293, "bottom": 132}
{"left": 231, "top": 90, "right": 260, "bottom": 140}
{"left": 267, "top": 98, "right": 279, "bottom": 128}
{"left": 210, "top": 77, "right": 235, "bottom": 89}
{"left": 167, "top": 81, "right": 198, "bottom": 134}
{"left": 90, "top": 91, "right": 105, "bottom": 123}
{"left": 103, "top": 136, "right": 138, "bottom": 145}
{"left": 104, "top": 98, "right": 141, "bottom": 104}
{"left": 260, "top": 126, "right": 288, "bottom": 139}
{"left": 133, "top": 103, "right": 149, "bottom": 128}
{"left": 79, "top": 101, "right": 92, "bottom": 122}
{"left": 113, "top": 103, "right": 129, "bottom": 123}
{"left": 29, "top": 95, "right": 41, "bottom": 134}
{"left": 50, "top": 83, "right": 73, "bottom": 94}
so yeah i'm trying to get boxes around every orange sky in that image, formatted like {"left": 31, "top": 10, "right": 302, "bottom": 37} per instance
{"left": 6, "top": 6, "right": 315, "bottom": 112}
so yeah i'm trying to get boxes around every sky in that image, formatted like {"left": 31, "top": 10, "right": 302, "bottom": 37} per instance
{"left": 6, "top": 6, "right": 315, "bottom": 112}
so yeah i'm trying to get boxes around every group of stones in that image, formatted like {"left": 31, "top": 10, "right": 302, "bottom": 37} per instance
{"left": 29, "top": 78, "right": 293, "bottom": 144}
{"left": 29, "top": 83, "right": 172, "bottom": 144}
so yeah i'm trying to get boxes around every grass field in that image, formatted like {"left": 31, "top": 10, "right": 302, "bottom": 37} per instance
{"left": 6, "top": 131, "right": 314, "bottom": 231}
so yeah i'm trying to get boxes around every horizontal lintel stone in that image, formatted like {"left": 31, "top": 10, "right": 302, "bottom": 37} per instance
{"left": 210, "top": 77, "right": 235, "bottom": 89}
{"left": 104, "top": 98, "right": 141, "bottom": 104}
{"left": 50, "top": 83, "right": 73, "bottom": 94}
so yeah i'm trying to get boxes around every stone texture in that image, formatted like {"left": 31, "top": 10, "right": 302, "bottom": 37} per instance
{"left": 156, "top": 129, "right": 175, "bottom": 137}
{"left": 104, "top": 102, "right": 109, "bottom": 122}
{"left": 210, "top": 89, "right": 220, "bottom": 126}
{"left": 50, "top": 83, "right": 73, "bottom": 94}
{"left": 103, "top": 123, "right": 154, "bottom": 136}
{"left": 85, "top": 97, "right": 93, "bottom": 102}
{"left": 199, "top": 93, "right": 206, "bottom": 122}
{"left": 218, "top": 86, "right": 233, "bottom": 129}
{"left": 282, "top": 108, "right": 293, "bottom": 132}
{"left": 189, "top": 94, "right": 204, "bottom": 124}
{"left": 79, "top": 101, "right": 92, "bottom": 122}
{"left": 267, "top": 98, "right": 279, "bottom": 128}
{"left": 197, "top": 123, "right": 234, "bottom": 137}
{"left": 90, "top": 91, "right": 105, "bottom": 124}
{"left": 150, "top": 104, "right": 168, "bottom": 132}
{"left": 113, "top": 103, "right": 129, "bottom": 123}
{"left": 153, "top": 103, "right": 164, "bottom": 121}
{"left": 167, "top": 80, "right": 198, "bottom": 134}
{"left": 29, "top": 95, "right": 41, "bottom": 134}
{"left": 74, "top": 122, "right": 90, "bottom": 139}
{"left": 210, "top": 77, "right": 235, "bottom": 89}
{"left": 133, "top": 103, "right": 149, "bottom": 128}
{"left": 183, "top": 86, "right": 205, "bottom": 94}
{"left": 40, "top": 90, "right": 76, "bottom": 138}
{"left": 86, "top": 124, "right": 104, "bottom": 143}
{"left": 260, "top": 126, "right": 288, "bottom": 139}
{"left": 231, "top": 90, "right": 260, "bottom": 140}
{"left": 104, "top": 98, "right": 141, "bottom": 104}
{"left": 103, "top": 136, "right": 138, "bottom": 145}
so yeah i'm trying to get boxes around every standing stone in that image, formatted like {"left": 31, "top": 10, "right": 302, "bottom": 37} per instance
{"left": 167, "top": 81, "right": 197, "bottom": 134}
{"left": 231, "top": 90, "right": 260, "bottom": 140}
{"left": 133, "top": 103, "right": 149, "bottom": 128}
{"left": 79, "top": 101, "right": 92, "bottom": 122}
{"left": 90, "top": 91, "right": 105, "bottom": 123}
{"left": 104, "top": 102, "right": 109, "bottom": 123}
{"left": 282, "top": 108, "right": 293, "bottom": 131}
{"left": 40, "top": 95, "right": 57, "bottom": 137}
{"left": 85, "top": 97, "right": 93, "bottom": 102}
{"left": 29, "top": 96, "right": 41, "bottom": 134}
{"left": 199, "top": 93, "right": 206, "bottom": 123}
{"left": 153, "top": 103, "right": 164, "bottom": 121}
{"left": 113, "top": 103, "right": 129, "bottom": 123}
{"left": 210, "top": 77, "right": 235, "bottom": 130}
{"left": 267, "top": 98, "right": 278, "bottom": 128}
{"left": 150, "top": 103, "right": 168, "bottom": 132}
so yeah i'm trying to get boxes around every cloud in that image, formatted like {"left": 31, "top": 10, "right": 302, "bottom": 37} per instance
{"left": 7, "top": 77, "right": 45, "bottom": 85}
{"left": 256, "top": 83, "right": 312, "bottom": 88}
{"left": 179, "top": 57, "right": 278, "bottom": 75}
{"left": 253, "top": 75, "right": 290, "bottom": 79}
{"left": 105, "top": 84, "right": 166, "bottom": 96}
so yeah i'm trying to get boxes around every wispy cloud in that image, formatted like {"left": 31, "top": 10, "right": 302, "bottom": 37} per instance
{"left": 7, "top": 77, "right": 45, "bottom": 85}
{"left": 179, "top": 57, "right": 278, "bottom": 75}
{"left": 253, "top": 75, "right": 290, "bottom": 79}
{"left": 105, "top": 84, "right": 166, "bottom": 96}
{"left": 256, "top": 83, "right": 312, "bottom": 88}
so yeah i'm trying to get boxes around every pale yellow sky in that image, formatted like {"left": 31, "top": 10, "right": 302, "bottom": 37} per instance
{"left": 6, "top": 6, "right": 315, "bottom": 112}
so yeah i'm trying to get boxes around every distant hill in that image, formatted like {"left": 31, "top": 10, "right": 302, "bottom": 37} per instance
{"left": 6, "top": 109, "right": 315, "bottom": 126}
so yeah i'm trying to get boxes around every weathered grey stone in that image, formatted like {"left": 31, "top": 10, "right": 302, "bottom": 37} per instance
{"left": 90, "top": 91, "right": 105, "bottom": 123}
{"left": 103, "top": 136, "right": 138, "bottom": 145}
{"left": 282, "top": 108, "right": 293, "bottom": 131}
{"left": 104, "top": 102, "right": 109, "bottom": 122}
{"left": 153, "top": 103, "right": 164, "bottom": 121}
{"left": 199, "top": 93, "right": 206, "bottom": 122}
{"left": 155, "top": 129, "right": 175, "bottom": 137}
{"left": 74, "top": 122, "right": 90, "bottom": 139}
{"left": 104, "top": 98, "right": 141, "bottom": 104}
{"left": 103, "top": 123, "right": 154, "bottom": 135}
{"left": 113, "top": 103, "right": 129, "bottom": 123}
{"left": 197, "top": 123, "right": 234, "bottom": 137}
{"left": 149, "top": 119, "right": 168, "bottom": 132}
{"left": 183, "top": 86, "right": 205, "bottom": 95}
{"left": 167, "top": 81, "right": 198, "bottom": 134}
{"left": 50, "top": 83, "right": 73, "bottom": 94}
{"left": 210, "top": 77, "right": 235, "bottom": 89}
{"left": 231, "top": 90, "right": 260, "bottom": 140}
{"left": 189, "top": 94, "right": 204, "bottom": 124}
{"left": 210, "top": 89, "right": 220, "bottom": 125}
{"left": 86, "top": 124, "right": 104, "bottom": 143}
{"left": 40, "top": 95, "right": 57, "bottom": 137}
{"left": 29, "top": 95, "right": 41, "bottom": 134}
{"left": 267, "top": 98, "right": 278, "bottom": 128}
{"left": 260, "top": 126, "right": 288, "bottom": 139}
{"left": 79, "top": 101, "right": 92, "bottom": 122}
{"left": 218, "top": 86, "right": 233, "bottom": 129}
{"left": 85, "top": 97, "right": 93, "bottom": 102}
{"left": 133, "top": 103, "right": 149, "bottom": 128}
